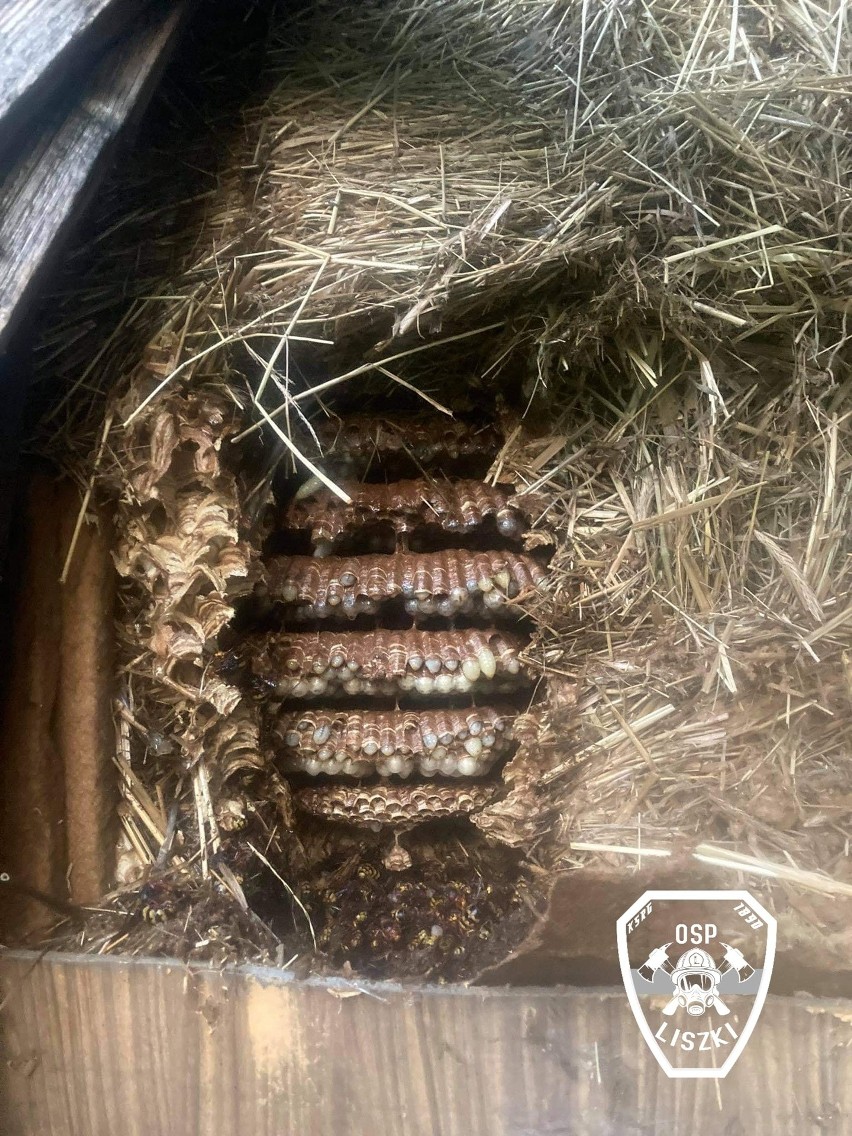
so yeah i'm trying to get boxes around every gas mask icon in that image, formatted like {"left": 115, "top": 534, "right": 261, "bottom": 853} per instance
{"left": 666, "top": 948, "right": 727, "bottom": 1017}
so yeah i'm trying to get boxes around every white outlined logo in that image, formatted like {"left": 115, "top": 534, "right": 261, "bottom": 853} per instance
{"left": 617, "top": 891, "right": 776, "bottom": 1078}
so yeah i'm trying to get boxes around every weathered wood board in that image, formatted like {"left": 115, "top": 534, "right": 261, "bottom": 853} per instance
{"left": 0, "top": 950, "right": 850, "bottom": 1136}
{"left": 0, "top": 2, "right": 187, "bottom": 351}
{"left": 0, "top": 0, "right": 149, "bottom": 152}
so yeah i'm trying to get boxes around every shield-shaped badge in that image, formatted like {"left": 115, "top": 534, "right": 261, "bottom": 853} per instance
{"left": 616, "top": 890, "right": 776, "bottom": 1078}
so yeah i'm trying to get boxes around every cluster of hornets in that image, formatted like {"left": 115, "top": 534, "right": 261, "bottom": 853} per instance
{"left": 219, "top": 413, "right": 551, "bottom": 977}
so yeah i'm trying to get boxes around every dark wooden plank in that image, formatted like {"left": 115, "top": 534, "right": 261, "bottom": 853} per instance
{"left": 0, "top": 0, "right": 149, "bottom": 141}
{"left": 0, "top": 3, "right": 186, "bottom": 351}
{"left": 1, "top": 951, "right": 850, "bottom": 1136}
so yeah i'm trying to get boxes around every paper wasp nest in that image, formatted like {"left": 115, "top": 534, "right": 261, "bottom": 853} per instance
{"left": 220, "top": 415, "right": 550, "bottom": 847}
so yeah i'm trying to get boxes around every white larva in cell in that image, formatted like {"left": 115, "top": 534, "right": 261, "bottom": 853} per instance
{"left": 461, "top": 657, "right": 481, "bottom": 684}
{"left": 313, "top": 724, "right": 331, "bottom": 745}
{"left": 464, "top": 736, "right": 483, "bottom": 757}
{"left": 408, "top": 653, "right": 424, "bottom": 671}
{"left": 477, "top": 648, "right": 497, "bottom": 679}
{"left": 435, "top": 674, "right": 454, "bottom": 694}
{"left": 308, "top": 677, "right": 327, "bottom": 695}
{"left": 414, "top": 675, "right": 434, "bottom": 695}
{"left": 483, "top": 731, "right": 496, "bottom": 748}
{"left": 457, "top": 756, "right": 478, "bottom": 776}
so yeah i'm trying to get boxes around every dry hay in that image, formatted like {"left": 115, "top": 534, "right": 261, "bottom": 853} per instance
{"left": 25, "top": 0, "right": 852, "bottom": 969}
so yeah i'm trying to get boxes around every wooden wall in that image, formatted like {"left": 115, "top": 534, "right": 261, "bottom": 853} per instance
{"left": 1, "top": 951, "right": 851, "bottom": 1136}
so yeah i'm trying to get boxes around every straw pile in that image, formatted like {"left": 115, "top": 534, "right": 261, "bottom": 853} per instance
{"left": 29, "top": 0, "right": 852, "bottom": 970}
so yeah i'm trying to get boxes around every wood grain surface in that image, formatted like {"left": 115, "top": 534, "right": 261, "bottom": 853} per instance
{"left": 0, "top": 2, "right": 186, "bottom": 349}
{"left": 0, "top": 0, "right": 139, "bottom": 123}
{"left": 0, "top": 475, "right": 117, "bottom": 931}
{"left": 1, "top": 950, "right": 850, "bottom": 1136}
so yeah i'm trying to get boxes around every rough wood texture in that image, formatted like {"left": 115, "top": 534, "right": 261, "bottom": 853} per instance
{"left": 0, "top": 475, "right": 116, "bottom": 932}
{"left": 0, "top": 2, "right": 186, "bottom": 350}
{"left": 0, "top": 0, "right": 147, "bottom": 145}
{"left": 0, "top": 951, "right": 850, "bottom": 1136}
{"left": 57, "top": 488, "right": 116, "bottom": 904}
{"left": 0, "top": 478, "right": 66, "bottom": 938}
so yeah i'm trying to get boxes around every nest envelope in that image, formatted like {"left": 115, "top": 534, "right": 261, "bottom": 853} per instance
{"left": 21, "top": 0, "right": 852, "bottom": 981}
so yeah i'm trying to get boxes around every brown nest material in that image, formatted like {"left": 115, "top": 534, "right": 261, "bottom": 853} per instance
{"left": 22, "top": 0, "right": 852, "bottom": 977}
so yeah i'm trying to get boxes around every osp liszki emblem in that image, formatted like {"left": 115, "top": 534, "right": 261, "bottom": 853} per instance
{"left": 616, "top": 891, "right": 776, "bottom": 1078}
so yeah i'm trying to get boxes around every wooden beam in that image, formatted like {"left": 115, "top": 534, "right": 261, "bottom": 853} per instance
{"left": 0, "top": 3, "right": 187, "bottom": 352}
{"left": 0, "top": 951, "right": 850, "bottom": 1135}
{"left": 0, "top": 0, "right": 150, "bottom": 159}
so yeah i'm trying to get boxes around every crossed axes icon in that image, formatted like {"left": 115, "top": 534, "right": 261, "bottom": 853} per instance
{"left": 637, "top": 942, "right": 755, "bottom": 1017}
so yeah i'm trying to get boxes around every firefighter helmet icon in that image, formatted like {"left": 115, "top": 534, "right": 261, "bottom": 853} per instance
{"left": 617, "top": 891, "right": 776, "bottom": 1078}
{"left": 668, "top": 947, "right": 726, "bottom": 1017}
{"left": 637, "top": 941, "right": 755, "bottom": 1018}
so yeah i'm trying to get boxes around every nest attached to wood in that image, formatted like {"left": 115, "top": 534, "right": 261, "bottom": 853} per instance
{"left": 30, "top": 0, "right": 852, "bottom": 971}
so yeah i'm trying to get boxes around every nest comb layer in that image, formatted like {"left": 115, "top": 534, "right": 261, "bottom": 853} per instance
{"left": 224, "top": 628, "right": 525, "bottom": 698}
{"left": 264, "top": 549, "right": 546, "bottom": 621}
{"left": 223, "top": 415, "right": 549, "bottom": 831}
{"left": 286, "top": 479, "right": 531, "bottom": 553}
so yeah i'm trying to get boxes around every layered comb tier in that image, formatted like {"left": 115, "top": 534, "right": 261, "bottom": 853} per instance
{"left": 294, "top": 783, "right": 499, "bottom": 826}
{"left": 287, "top": 478, "right": 530, "bottom": 554}
{"left": 265, "top": 550, "right": 545, "bottom": 621}
{"left": 312, "top": 415, "right": 501, "bottom": 467}
{"left": 270, "top": 706, "right": 512, "bottom": 778}
{"left": 228, "top": 628, "right": 525, "bottom": 699}
{"left": 225, "top": 414, "right": 547, "bottom": 831}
